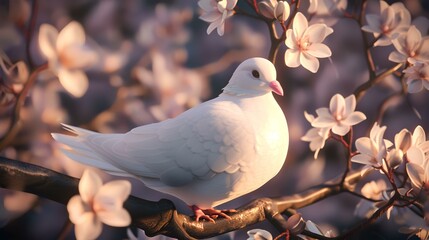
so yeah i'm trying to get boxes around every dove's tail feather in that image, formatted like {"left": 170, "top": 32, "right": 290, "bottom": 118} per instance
{"left": 52, "top": 124, "right": 133, "bottom": 178}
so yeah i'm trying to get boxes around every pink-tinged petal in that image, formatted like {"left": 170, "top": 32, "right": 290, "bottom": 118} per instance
{"left": 406, "top": 26, "right": 422, "bottom": 54}
{"left": 394, "top": 129, "right": 412, "bottom": 152}
{"left": 304, "top": 111, "right": 315, "bottom": 123}
{"left": 95, "top": 180, "right": 131, "bottom": 206}
{"left": 226, "top": 0, "right": 238, "bottom": 10}
{"left": 57, "top": 68, "right": 89, "bottom": 98}
{"left": 247, "top": 229, "right": 273, "bottom": 240}
{"left": 344, "top": 94, "right": 357, "bottom": 115}
{"left": 306, "top": 24, "right": 330, "bottom": 43}
{"left": 315, "top": 107, "right": 330, "bottom": 117}
{"left": 406, "top": 163, "right": 424, "bottom": 189}
{"left": 67, "top": 195, "right": 87, "bottom": 224}
{"left": 258, "top": 1, "right": 275, "bottom": 19}
{"left": 293, "top": 12, "right": 308, "bottom": 40}
{"left": 407, "top": 79, "right": 423, "bottom": 93}
{"left": 311, "top": 116, "right": 335, "bottom": 128}
{"left": 417, "top": 38, "right": 429, "bottom": 62}
{"left": 216, "top": 20, "right": 225, "bottom": 36}
{"left": 355, "top": 137, "right": 373, "bottom": 156}
{"left": 363, "top": 14, "right": 381, "bottom": 33}
{"left": 342, "top": 112, "right": 366, "bottom": 126}
{"left": 78, "top": 169, "right": 102, "bottom": 203}
{"left": 412, "top": 125, "right": 426, "bottom": 145}
{"left": 406, "top": 146, "right": 425, "bottom": 166}
{"left": 306, "top": 43, "right": 331, "bottom": 58}
{"left": 332, "top": 124, "right": 350, "bottom": 136}
{"left": 74, "top": 212, "right": 102, "bottom": 240}
{"left": 275, "top": 1, "right": 290, "bottom": 21}
{"left": 198, "top": 0, "right": 215, "bottom": 11}
{"left": 285, "top": 29, "right": 298, "bottom": 49}
{"left": 38, "top": 24, "right": 59, "bottom": 60}
{"left": 56, "top": 21, "right": 85, "bottom": 53}
{"left": 97, "top": 208, "right": 131, "bottom": 227}
{"left": 329, "top": 94, "right": 345, "bottom": 118}
{"left": 388, "top": 51, "right": 406, "bottom": 63}
{"left": 285, "top": 49, "right": 301, "bottom": 68}
{"left": 300, "top": 52, "right": 319, "bottom": 73}
{"left": 301, "top": 128, "right": 319, "bottom": 141}
{"left": 206, "top": 21, "right": 218, "bottom": 35}
{"left": 351, "top": 153, "right": 373, "bottom": 165}
{"left": 200, "top": 11, "right": 221, "bottom": 22}
{"left": 373, "top": 37, "right": 392, "bottom": 47}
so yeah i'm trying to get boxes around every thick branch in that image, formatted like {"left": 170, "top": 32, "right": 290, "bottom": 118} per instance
{"left": 0, "top": 156, "right": 364, "bottom": 239}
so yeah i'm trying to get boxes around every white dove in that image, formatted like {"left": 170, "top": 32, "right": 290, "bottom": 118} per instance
{"left": 52, "top": 57, "right": 289, "bottom": 222}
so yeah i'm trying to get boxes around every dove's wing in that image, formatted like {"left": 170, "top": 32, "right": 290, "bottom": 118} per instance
{"left": 80, "top": 98, "right": 256, "bottom": 188}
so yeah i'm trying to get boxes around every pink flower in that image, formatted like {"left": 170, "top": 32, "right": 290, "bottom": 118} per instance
{"left": 311, "top": 94, "right": 366, "bottom": 136}
{"left": 285, "top": 12, "right": 333, "bottom": 73}
{"left": 403, "top": 61, "right": 429, "bottom": 93}
{"left": 301, "top": 111, "right": 330, "bottom": 159}
{"left": 258, "top": 0, "right": 290, "bottom": 22}
{"left": 38, "top": 21, "right": 98, "bottom": 97}
{"left": 361, "top": 1, "right": 411, "bottom": 47}
{"left": 198, "top": 0, "right": 237, "bottom": 36}
{"left": 67, "top": 169, "right": 131, "bottom": 240}
{"left": 388, "top": 25, "right": 429, "bottom": 64}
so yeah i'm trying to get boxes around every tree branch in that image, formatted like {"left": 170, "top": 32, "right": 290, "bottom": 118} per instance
{"left": 0, "top": 156, "right": 369, "bottom": 239}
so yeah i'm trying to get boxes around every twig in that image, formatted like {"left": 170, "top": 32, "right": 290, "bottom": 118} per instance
{"left": 353, "top": 63, "right": 403, "bottom": 101}
{"left": 0, "top": 63, "right": 48, "bottom": 150}
{"left": 25, "top": 0, "right": 39, "bottom": 69}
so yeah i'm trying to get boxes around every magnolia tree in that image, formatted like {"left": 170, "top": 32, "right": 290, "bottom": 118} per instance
{"left": 0, "top": 0, "right": 429, "bottom": 239}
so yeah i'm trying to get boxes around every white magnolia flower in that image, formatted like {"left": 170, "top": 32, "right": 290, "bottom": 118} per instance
{"left": 405, "top": 126, "right": 429, "bottom": 191}
{"left": 198, "top": 0, "right": 237, "bottom": 36}
{"left": 311, "top": 94, "right": 366, "bottom": 136}
{"left": 67, "top": 169, "right": 131, "bottom": 240}
{"left": 361, "top": 1, "right": 411, "bottom": 47}
{"left": 247, "top": 229, "right": 273, "bottom": 240}
{"left": 351, "top": 123, "right": 393, "bottom": 172}
{"left": 258, "top": 0, "right": 290, "bottom": 22}
{"left": 38, "top": 21, "right": 98, "bottom": 97}
{"left": 388, "top": 25, "right": 429, "bottom": 64}
{"left": 361, "top": 180, "right": 387, "bottom": 200}
{"left": 403, "top": 61, "right": 429, "bottom": 93}
{"left": 308, "top": 0, "right": 347, "bottom": 16}
{"left": 301, "top": 111, "right": 330, "bottom": 159}
{"left": 285, "top": 12, "right": 333, "bottom": 73}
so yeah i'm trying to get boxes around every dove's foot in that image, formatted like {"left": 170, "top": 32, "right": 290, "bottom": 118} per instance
{"left": 190, "top": 205, "right": 237, "bottom": 223}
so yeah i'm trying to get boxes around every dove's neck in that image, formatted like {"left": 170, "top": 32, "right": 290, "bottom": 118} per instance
{"left": 221, "top": 85, "right": 270, "bottom": 97}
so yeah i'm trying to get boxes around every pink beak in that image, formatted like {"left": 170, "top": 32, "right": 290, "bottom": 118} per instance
{"left": 269, "top": 81, "right": 284, "bottom": 96}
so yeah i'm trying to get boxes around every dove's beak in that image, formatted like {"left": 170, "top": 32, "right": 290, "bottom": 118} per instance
{"left": 269, "top": 81, "right": 284, "bottom": 96}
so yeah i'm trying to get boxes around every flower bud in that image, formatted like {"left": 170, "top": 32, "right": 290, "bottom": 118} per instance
{"left": 258, "top": 0, "right": 276, "bottom": 19}
{"left": 274, "top": 1, "right": 290, "bottom": 22}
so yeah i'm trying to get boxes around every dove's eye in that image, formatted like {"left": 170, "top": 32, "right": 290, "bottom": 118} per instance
{"left": 251, "top": 70, "right": 260, "bottom": 78}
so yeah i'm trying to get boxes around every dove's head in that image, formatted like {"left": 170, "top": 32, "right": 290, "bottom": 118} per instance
{"left": 223, "top": 57, "right": 284, "bottom": 96}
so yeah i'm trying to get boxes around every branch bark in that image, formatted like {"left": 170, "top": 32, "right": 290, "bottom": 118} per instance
{"left": 0, "top": 156, "right": 364, "bottom": 239}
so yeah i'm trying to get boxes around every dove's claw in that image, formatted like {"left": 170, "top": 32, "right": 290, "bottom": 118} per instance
{"left": 191, "top": 205, "right": 235, "bottom": 222}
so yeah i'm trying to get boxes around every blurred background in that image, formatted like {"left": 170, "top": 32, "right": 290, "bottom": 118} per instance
{"left": 0, "top": 0, "right": 429, "bottom": 239}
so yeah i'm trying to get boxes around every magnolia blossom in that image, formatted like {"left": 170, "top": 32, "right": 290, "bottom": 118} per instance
{"left": 285, "top": 12, "right": 333, "bottom": 73}
{"left": 388, "top": 25, "right": 429, "bottom": 64}
{"left": 308, "top": 0, "right": 347, "bottom": 16}
{"left": 0, "top": 50, "right": 28, "bottom": 105}
{"left": 403, "top": 61, "right": 429, "bottom": 93}
{"left": 258, "top": 0, "right": 290, "bottom": 22}
{"left": 38, "top": 21, "right": 98, "bottom": 97}
{"left": 67, "top": 169, "right": 131, "bottom": 240}
{"left": 311, "top": 94, "right": 366, "bottom": 136}
{"left": 301, "top": 111, "right": 330, "bottom": 159}
{"left": 361, "top": 1, "right": 411, "bottom": 47}
{"left": 198, "top": 0, "right": 237, "bottom": 36}
{"left": 405, "top": 126, "right": 429, "bottom": 191}
{"left": 361, "top": 180, "right": 387, "bottom": 199}
{"left": 351, "top": 123, "right": 393, "bottom": 173}
{"left": 247, "top": 229, "right": 273, "bottom": 240}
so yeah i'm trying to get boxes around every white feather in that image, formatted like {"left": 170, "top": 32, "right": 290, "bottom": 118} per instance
{"left": 52, "top": 57, "right": 289, "bottom": 208}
